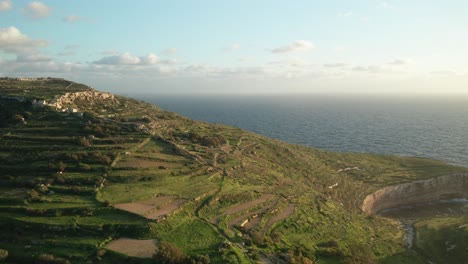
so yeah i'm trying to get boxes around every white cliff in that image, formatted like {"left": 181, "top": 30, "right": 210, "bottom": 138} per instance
{"left": 361, "top": 173, "right": 468, "bottom": 214}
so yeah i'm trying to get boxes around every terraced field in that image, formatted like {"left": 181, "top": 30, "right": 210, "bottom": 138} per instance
{"left": 0, "top": 78, "right": 466, "bottom": 263}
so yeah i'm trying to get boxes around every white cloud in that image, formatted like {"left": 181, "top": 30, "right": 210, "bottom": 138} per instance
{"left": 63, "top": 15, "right": 82, "bottom": 23}
{"left": 0, "top": 26, "right": 48, "bottom": 54}
{"left": 163, "top": 48, "right": 178, "bottom": 55}
{"left": 16, "top": 54, "right": 51, "bottom": 62}
{"left": 94, "top": 52, "right": 159, "bottom": 66}
{"left": 379, "top": 1, "right": 393, "bottom": 9}
{"left": 272, "top": 40, "right": 315, "bottom": 53}
{"left": 140, "top": 53, "right": 159, "bottom": 65}
{"left": 0, "top": 0, "right": 12, "bottom": 11}
{"left": 387, "top": 58, "right": 412, "bottom": 66}
{"left": 160, "top": 59, "right": 182, "bottom": 65}
{"left": 351, "top": 65, "right": 386, "bottom": 74}
{"left": 23, "top": 1, "right": 51, "bottom": 19}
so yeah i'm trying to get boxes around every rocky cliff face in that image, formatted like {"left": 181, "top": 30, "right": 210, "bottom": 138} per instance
{"left": 362, "top": 173, "right": 468, "bottom": 214}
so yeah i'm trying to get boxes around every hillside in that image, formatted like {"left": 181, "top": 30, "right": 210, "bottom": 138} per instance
{"left": 0, "top": 78, "right": 466, "bottom": 264}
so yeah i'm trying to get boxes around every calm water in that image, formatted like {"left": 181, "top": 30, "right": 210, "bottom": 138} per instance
{"left": 131, "top": 94, "right": 468, "bottom": 168}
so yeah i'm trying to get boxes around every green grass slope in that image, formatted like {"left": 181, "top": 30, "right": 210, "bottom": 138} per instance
{"left": 0, "top": 78, "right": 466, "bottom": 263}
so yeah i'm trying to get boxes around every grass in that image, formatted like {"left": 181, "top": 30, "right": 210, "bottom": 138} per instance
{"left": 413, "top": 216, "right": 468, "bottom": 263}
{"left": 149, "top": 214, "right": 224, "bottom": 255}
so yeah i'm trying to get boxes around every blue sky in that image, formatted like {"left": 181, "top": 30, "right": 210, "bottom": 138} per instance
{"left": 0, "top": 0, "right": 467, "bottom": 94}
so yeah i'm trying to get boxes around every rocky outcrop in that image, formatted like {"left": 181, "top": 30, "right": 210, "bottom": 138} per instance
{"left": 362, "top": 173, "right": 468, "bottom": 214}
{"left": 50, "top": 91, "right": 115, "bottom": 110}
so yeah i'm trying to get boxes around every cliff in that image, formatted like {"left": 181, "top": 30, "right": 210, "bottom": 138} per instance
{"left": 362, "top": 173, "right": 468, "bottom": 214}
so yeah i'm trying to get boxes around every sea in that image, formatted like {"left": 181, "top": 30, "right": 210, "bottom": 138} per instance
{"left": 130, "top": 94, "right": 468, "bottom": 168}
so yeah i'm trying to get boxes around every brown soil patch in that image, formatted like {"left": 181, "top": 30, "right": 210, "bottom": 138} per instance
{"left": 114, "top": 202, "right": 154, "bottom": 216}
{"left": 139, "top": 195, "right": 175, "bottom": 206}
{"left": 106, "top": 238, "right": 156, "bottom": 258}
{"left": 243, "top": 216, "right": 262, "bottom": 230}
{"left": 114, "top": 196, "right": 185, "bottom": 219}
{"left": 225, "top": 194, "right": 274, "bottom": 215}
{"left": 146, "top": 199, "right": 186, "bottom": 219}
{"left": 228, "top": 197, "right": 280, "bottom": 226}
{"left": 211, "top": 194, "right": 274, "bottom": 224}
{"left": 264, "top": 203, "right": 296, "bottom": 231}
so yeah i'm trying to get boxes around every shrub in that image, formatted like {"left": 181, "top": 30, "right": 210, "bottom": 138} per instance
{"left": 76, "top": 137, "right": 91, "bottom": 146}
{"left": 152, "top": 241, "right": 187, "bottom": 264}
{"left": 36, "top": 184, "right": 49, "bottom": 194}
{"left": 35, "top": 254, "right": 71, "bottom": 264}
{"left": 71, "top": 186, "right": 81, "bottom": 194}
{"left": 11, "top": 114, "right": 24, "bottom": 123}
{"left": 200, "top": 135, "right": 226, "bottom": 147}
{"left": 0, "top": 249, "right": 8, "bottom": 261}
{"left": 341, "top": 244, "right": 375, "bottom": 264}
{"left": 57, "top": 161, "right": 67, "bottom": 171}
{"left": 189, "top": 255, "right": 210, "bottom": 264}
{"left": 27, "top": 189, "right": 41, "bottom": 202}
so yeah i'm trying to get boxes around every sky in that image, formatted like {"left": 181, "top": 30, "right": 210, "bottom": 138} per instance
{"left": 0, "top": 0, "right": 467, "bottom": 94}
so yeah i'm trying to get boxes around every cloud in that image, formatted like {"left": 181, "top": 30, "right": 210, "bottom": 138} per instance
{"left": 63, "top": 15, "right": 82, "bottom": 23}
{"left": 163, "top": 48, "right": 178, "bottom": 55}
{"left": 0, "top": 26, "right": 48, "bottom": 54}
{"left": 323, "top": 63, "right": 348, "bottom": 68}
{"left": 222, "top": 43, "right": 240, "bottom": 52}
{"left": 94, "top": 52, "right": 159, "bottom": 66}
{"left": 272, "top": 40, "right": 315, "bottom": 53}
{"left": 351, "top": 65, "right": 386, "bottom": 74}
{"left": 379, "top": 1, "right": 391, "bottom": 9}
{"left": 387, "top": 58, "right": 412, "bottom": 66}
{"left": 22, "top": 1, "right": 51, "bottom": 19}
{"left": 140, "top": 53, "right": 159, "bottom": 65}
{"left": 16, "top": 54, "right": 52, "bottom": 62}
{"left": 160, "top": 59, "right": 182, "bottom": 65}
{"left": 64, "top": 44, "right": 80, "bottom": 50}
{"left": 0, "top": 0, "right": 12, "bottom": 11}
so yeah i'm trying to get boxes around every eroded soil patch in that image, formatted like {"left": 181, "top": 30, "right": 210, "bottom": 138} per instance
{"left": 106, "top": 238, "right": 157, "bottom": 258}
